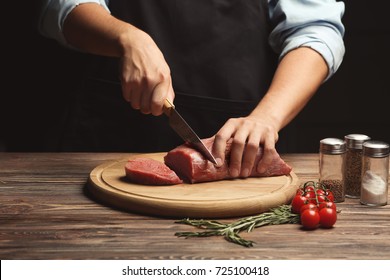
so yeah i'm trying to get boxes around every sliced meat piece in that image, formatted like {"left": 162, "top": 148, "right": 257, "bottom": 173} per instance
{"left": 164, "top": 137, "right": 292, "bottom": 183}
{"left": 125, "top": 158, "right": 183, "bottom": 185}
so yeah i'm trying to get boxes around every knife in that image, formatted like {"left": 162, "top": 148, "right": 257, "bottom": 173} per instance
{"left": 163, "top": 99, "right": 217, "bottom": 164}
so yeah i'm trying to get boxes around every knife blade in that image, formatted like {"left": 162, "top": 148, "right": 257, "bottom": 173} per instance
{"left": 163, "top": 99, "right": 217, "bottom": 164}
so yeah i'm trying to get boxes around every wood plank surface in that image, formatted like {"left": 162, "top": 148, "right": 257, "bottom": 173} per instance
{"left": 1, "top": 153, "right": 389, "bottom": 260}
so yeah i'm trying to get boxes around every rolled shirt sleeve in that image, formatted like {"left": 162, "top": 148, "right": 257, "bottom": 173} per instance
{"left": 38, "top": 0, "right": 110, "bottom": 47}
{"left": 268, "top": 0, "right": 346, "bottom": 80}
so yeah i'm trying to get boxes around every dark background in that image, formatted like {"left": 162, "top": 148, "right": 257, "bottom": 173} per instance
{"left": 1, "top": 1, "right": 389, "bottom": 152}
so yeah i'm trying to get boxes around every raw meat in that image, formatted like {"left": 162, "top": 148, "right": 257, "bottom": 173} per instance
{"left": 125, "top": 158, "right": 183, "bottom": 185}
{"left": 164, "top": 137, "right": 292, "bottom": 183}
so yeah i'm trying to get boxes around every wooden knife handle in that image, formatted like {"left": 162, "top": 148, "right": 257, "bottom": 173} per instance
{"left": 163, "top": 99, "right": 175, "bottom": 116}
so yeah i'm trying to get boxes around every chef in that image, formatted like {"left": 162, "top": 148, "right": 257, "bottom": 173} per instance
{"left": 38, "top": 0, "right": 345, "bottom": 178}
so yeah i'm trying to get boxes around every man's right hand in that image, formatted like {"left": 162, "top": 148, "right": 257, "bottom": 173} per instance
{"left": 119, "top": 28, "right": 175, "bottom": 116}
{"left": 63, "top": 3, "right": 174, "bottom": 116}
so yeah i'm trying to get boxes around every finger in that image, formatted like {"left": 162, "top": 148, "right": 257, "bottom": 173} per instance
{"left": 120, "top": 58, "right": 140, "bottom": 107}
{"left": 121, "top": 84, "right": 132, "bottom": 103}
{"left": 120, "top": 70, "right": 142, "bottom": 110}
{"left": 166, "top": 81, "right": 175, "bottom": 103}
{"left": 213, "top": 120, "right": 237, "bottom": 167}
{"left": 212, "top": 134, "right": 228, "bottom": 167}
{"left": 228, "top": 134, "right": 246, "bottom": 178}
{"left": 150, "top": 78, "right": 174, "bottom": 116}
{"left": 141, "top": 73, "right": 170, "bottom": 115}
{"left": 240, "top": 132, "right": 260, "bottom": 178}
{"left": 129, "top": 83, "right": 142, "bottom": 110}
{"left": 140, "top": 79, "right": 153, "bottom": 114}
{"left": 257, "top": 134, "right": 278, "bottom": 174}
{"left": 120, "top": 72, "right": 134, "bottom": 104}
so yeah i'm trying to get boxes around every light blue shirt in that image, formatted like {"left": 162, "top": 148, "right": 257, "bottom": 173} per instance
{"left": 38, "top": 0, "right": 345, "bottom": 80}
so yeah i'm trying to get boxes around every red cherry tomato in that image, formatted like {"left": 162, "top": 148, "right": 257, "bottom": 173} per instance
{"left": 304, "top": 190, "right": 316, "bottom": 201}
{"left": 304, "top": 185, "right": 315, "bottom": 192}
{"left": 300, "top": 209, "right": 320, "bottom": 230}
{"left": 319, "top": 208, "right": 337, "bottom": 228}
{"left": 296, "top": 188, "right": 304, "bottom": 195}
{"left": 291, "top": 194, "right": 308, "bottom": 214}
{"left": 316, "top": 189, "right": 325, "bottom": 195}
{"left": 316, "top": 190, "right": 327, "bottom": 204}
{"left": 318, "top": 201, "right": 337, "bottom": 211}
{"left": 300, "top": 203, "right": 318, "bottom": 214}
{"left": 325, "top": 190, "right": 335, "bottom": 202}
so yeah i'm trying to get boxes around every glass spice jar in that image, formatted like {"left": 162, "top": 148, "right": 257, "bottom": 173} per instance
{"left": 319, "top": 138, "right": 346, "bottom": 203}
{"left": 344, "top": 134, "right": 371, "bottom": 198}
{"left": 360, "top": 141, "right": 389, "bottom": 206}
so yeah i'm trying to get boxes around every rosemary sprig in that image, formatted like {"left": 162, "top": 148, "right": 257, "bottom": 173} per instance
{"left": 175, "top": 204, "right": 299, "bottom": 247}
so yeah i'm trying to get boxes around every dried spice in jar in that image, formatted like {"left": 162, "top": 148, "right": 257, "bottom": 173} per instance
{"left": 319, "top": 138, "right": 346, "bottom": 202}
{"left": 344, "top": 134, "right": 371, "bottom": 198}
{"left": 320, "top": 179, "right": 344, "bottom": 201}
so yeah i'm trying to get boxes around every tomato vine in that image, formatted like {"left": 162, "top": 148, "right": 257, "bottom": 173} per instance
{"left": 292, "top": 181, "right": 338, "bottom": 230}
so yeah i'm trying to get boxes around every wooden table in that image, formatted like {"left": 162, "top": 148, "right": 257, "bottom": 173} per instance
{"left": 1, "top": 153, "right": 389, "bottom": 260}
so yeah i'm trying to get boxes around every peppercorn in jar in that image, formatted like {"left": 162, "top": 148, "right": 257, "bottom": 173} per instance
{"left": 319, "top": 138, "right": 346, "bottom": 203}
{"left": 344, "top": 134, "right": 371, "bottom": 198}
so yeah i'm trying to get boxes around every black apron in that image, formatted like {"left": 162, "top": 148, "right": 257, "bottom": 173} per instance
{"left": 60, "top": 0, "right": 285, "bottom": 152}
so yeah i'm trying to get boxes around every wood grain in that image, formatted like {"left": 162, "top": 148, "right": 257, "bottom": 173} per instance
{"left": 1, "top": 153, "right": 389, "bottom": 260}
{"left": 88, "top": 153, "right": 298, "bottom": 218}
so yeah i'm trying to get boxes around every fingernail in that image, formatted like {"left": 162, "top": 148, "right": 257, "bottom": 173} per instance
{"left": 241, "top": 168, "right": 250, "bottom": 178}
{"left": 230, "top": 168, "right": 239, "bottom": 177}
{"left": 258, "top": 167, "right": 266, "bottom": 174}
{"left": 215, "top": 158, "right": 223, "bottom": 167}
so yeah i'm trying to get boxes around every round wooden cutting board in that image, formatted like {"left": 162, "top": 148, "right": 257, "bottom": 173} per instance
{"left": 88, "top": 153, "right": 299, "bottom": 218}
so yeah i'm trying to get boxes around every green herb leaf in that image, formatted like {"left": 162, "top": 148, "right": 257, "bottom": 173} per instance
{"left": 174, "top": 204, "right": 299, "bottom": 247}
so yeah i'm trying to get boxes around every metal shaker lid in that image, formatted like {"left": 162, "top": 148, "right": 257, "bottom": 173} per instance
{"left": 363, "top": 141, "right": 389, "bottom": 157}
{"left": 344, "top": 134, "right": 371, "bottom": 149}
{"left": 320, "top": 138, "right": 346, "bottom": 154}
